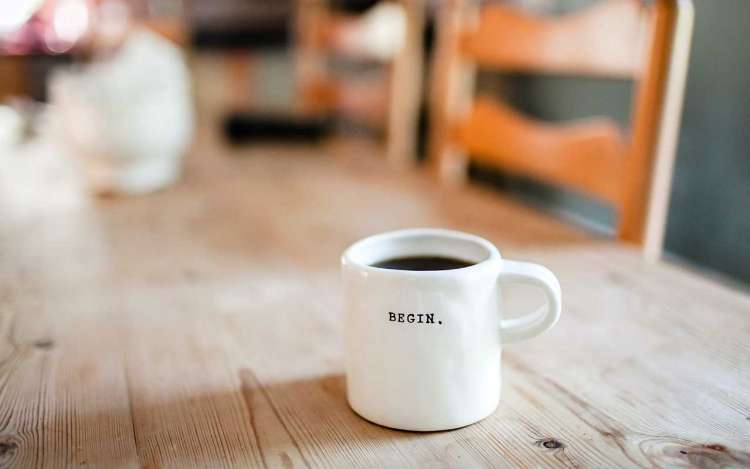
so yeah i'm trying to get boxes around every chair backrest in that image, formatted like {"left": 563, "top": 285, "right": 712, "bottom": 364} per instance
{"left": 295, "top": 0, "right": 425, "bottom": 167}
{"left": 428, "top": 0, "right": 694, "bottom": 259}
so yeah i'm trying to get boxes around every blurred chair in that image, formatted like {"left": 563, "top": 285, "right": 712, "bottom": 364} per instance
{"left": 428, "top": 0, "right": 694, "bottom": 260}
{"left": 0, "top": 57, "right": 27, "bottom": 101}
{"left": 295, "top": 0, "right": 425, "bottom": 167}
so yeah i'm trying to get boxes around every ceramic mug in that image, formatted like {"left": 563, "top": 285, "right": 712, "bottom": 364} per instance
{"left": 341, "top": 228, "right": 562, "bottom": 431}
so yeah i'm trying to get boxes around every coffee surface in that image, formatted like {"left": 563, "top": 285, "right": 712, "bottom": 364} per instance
{"left": 371, "top": 256, "right": 474, "bottom": 271}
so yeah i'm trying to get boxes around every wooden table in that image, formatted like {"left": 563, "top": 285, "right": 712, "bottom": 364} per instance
{"left": 1, "top": 130, "right": 749, "bottom": 468}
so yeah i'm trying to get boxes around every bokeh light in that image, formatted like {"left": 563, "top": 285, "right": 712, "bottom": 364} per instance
{"left": 0, "top": 0, "right": 45, "bottom": 34}
{"left": 53, "top": 0, "right": 89, "bottom": 42}
{"left": 42, "top": 0, "right": 90, "bottom": 53}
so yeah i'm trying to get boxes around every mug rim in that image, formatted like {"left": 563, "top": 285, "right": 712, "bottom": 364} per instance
{"left": 342, "top": 228, "right": 501, "bottom": 276}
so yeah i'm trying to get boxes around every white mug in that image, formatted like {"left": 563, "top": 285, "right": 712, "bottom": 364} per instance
{"left": 342, "top": 228, "right": 562, "bottom": 431}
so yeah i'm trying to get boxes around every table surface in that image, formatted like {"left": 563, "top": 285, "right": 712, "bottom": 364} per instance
{"left": 1, "top": 122, "right": 749, "bottom": 468}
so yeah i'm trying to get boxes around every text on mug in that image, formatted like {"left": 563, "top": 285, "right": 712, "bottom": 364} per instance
{"left": 388, "top": 312, "right": 442, "bottom": 325}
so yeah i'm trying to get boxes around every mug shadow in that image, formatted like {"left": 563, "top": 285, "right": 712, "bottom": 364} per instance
{"left": 26, "top": 373, "right": 430, "bottom": 467}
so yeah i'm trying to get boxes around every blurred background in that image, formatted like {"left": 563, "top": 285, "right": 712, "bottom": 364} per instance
{"left": 0, "top": 0, "right": 747, "bottom": 287}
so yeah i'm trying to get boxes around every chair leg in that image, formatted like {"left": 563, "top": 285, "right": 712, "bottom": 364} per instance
{"left": 428, "top": 0, "right": 476, "bottom": 185}
{"left": 225, "top": 52, "right": 254, "bottom": 111}
{"left": 386, "top": 0, "right": 425, "bottom": 168}
{"left": 434, "top": 145, "right": 469, "bottom": 185}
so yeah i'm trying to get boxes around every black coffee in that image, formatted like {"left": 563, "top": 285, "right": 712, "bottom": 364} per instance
{"left": 371, "top": 256, "right": 474, "bottom": 271}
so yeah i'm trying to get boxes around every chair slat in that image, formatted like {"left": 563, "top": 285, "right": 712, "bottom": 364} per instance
{"left": 461, "top": 0, "right": 649, "bottom": 78}
{"left": 302, "top": 77, "right": 390, "bottom": 126}
{"left": 458, "top": 98, "right": 626, "bottom": 203}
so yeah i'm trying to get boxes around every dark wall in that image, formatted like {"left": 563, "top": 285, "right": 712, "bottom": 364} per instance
{"left": 475, "top": 0, "right": 750, "bottom": 285}
{"left": 663, "top": 0, "right": 750, "bottom": 285}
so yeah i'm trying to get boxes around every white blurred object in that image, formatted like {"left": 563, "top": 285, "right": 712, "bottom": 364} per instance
{"left": 0, "top": 105, "right": 25, "bottom": 149}
{"left": 50, "top": 28, "right": 193, "bottom": 195}
{"left": 339, "top": 2, "right": 406, "bottom": 60}
{"left": 53, "top": 0, "right": 90, "bottom": 41}
{"left": 94, "top": 0, "right": 132, "bottom": 52}
{"left": 45, "top": 0, "right": 92, "bottom": 53}
{"left": 0, "top": 0, "right": 45, "bottom": 34}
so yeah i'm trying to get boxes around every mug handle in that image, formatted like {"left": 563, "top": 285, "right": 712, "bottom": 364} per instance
{"left": 497, "top": 260, "right": 562, "bottom": 344}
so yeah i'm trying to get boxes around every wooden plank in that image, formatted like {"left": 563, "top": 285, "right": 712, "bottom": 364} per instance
{"left": 458, "top": 97, "right": 626, "bottom": 204}
{"left": 0, "top": 143, "right": 141, "bottom": 468}
{"left": 461, "top": 0, "right": 649, "bottom": 78}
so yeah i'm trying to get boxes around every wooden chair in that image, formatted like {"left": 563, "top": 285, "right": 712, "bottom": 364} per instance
{"left": 428, "top": 0, "right": 694, "bottom": 260}
{"left": 0, "top": 56, "right": 27, "bottom": 101}
{"left": 295, "top": 0, "right": 425, "bottom": 167}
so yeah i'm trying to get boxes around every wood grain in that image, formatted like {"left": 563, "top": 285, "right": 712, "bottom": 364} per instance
{"left": 0, "top": 55, "right": 748, "bottom": 468}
